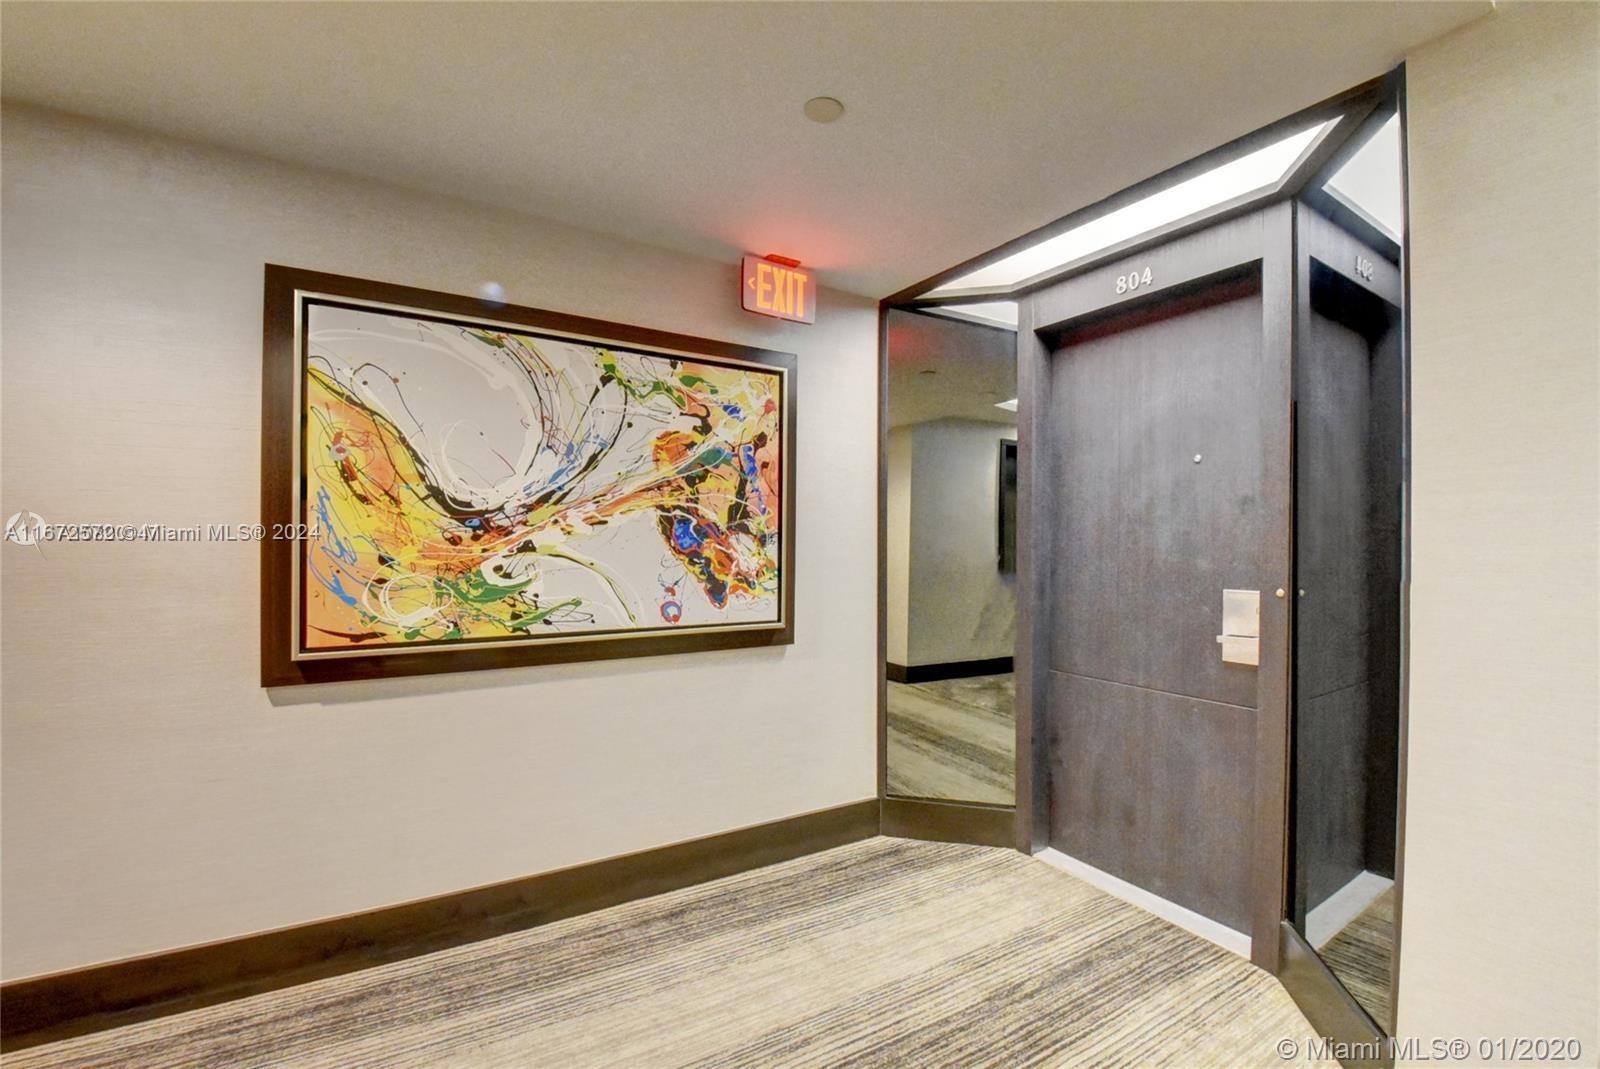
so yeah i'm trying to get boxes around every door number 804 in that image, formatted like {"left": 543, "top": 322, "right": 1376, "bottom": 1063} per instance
{"left": 1115, "top": 267, "right": 1153, "bottom": 294}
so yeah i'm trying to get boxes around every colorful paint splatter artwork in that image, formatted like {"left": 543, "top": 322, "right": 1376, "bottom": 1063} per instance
{"left": 298, "top": 302, "right": 784, "bottom": 653}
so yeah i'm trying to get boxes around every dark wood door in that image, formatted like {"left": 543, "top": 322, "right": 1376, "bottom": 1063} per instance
{"left": 1044, "top": 280, "right": 1273, "bottom": 934}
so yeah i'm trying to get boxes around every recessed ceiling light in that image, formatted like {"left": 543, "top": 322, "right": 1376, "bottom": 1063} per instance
{"left": 803, "top": 97, "right": 845, "bottom": 124}
{"left": 926, "top": 119, "right": 1333, "bottom": 295}
{"left": 995, "top": 399, "right": 1019, "bottom": 412}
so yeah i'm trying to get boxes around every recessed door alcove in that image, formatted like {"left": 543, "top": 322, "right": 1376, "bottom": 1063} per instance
{"left": 882, "top": 75, "right": 1410, "bottom": 1062}
{"left": 1013, "top": 182, "right": 1404, "bottom": 1055}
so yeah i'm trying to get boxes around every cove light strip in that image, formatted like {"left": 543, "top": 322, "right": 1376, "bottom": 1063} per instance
{"left": 927, "top": 120, "right": 1332, "bottom": 295}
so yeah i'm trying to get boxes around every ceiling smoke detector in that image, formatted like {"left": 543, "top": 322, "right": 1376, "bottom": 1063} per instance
{"left": 803, "top": 97, "right": 845, "bottom": 124}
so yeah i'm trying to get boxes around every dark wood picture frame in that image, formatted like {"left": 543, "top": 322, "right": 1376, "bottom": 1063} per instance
{"left": 262, "top": 265, "right": 797, "bottom": 687}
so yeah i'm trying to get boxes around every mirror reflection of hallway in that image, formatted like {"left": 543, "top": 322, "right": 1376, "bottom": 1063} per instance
{"left": 1289, "top": 108, "right": 1407, "bottom": 1034}
{"left": 884, "top": 307, "right": 1018, "bottom": 807}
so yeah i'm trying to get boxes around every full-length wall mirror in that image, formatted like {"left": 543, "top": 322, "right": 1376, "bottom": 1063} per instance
{"left": 1288, "top": 101, "right": 1406, "bottom": 1038}
{"left": 883, "top": 306, "right": 1018, "bottom": 810}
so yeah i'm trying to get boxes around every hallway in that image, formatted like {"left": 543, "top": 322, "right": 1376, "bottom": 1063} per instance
{"left": 2, "top": 1, "right": 1595, "bottom": 1060}
{"left": 9, "top": 839, "right": 1324, "bottom": 1069}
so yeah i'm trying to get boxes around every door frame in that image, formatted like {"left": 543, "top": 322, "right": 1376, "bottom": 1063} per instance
{"left": 1014, "top": 204, "right": 1297, "bottom": 971}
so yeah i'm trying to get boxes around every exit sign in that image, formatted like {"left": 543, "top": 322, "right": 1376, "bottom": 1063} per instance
{"left": 741, "top": 255, "right": 815, "bottom": 324}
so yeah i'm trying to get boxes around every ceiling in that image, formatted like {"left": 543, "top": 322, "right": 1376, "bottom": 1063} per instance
{"left": 887, "top": 310, "right": 1015, "bottom": 430}
{"left": 0, "top": 2, "right": 1487, "bottom": 298}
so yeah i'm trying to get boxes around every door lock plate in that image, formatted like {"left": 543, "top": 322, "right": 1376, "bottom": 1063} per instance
{"left": 1217, "top": 589, "right": 1260, "bottom": 666}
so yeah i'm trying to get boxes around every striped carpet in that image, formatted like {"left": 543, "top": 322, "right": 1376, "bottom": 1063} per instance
{"left": 8, "top": 838, "right": 1329, "bottom": 1068}
{"left": 1318, "top": 887, "right": 1395, "bottom": 1032}
{"left": 887, "top": 674, "right": 1015, "bottom": 804}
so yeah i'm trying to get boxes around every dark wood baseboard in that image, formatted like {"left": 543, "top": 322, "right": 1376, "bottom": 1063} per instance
{"left": 0, "top": 799, "right": 879, "bottom": 1052}
{"left": 880, "top": 797, "right": 1016, "bottom": 848}
{"left": 1278, "top": 921, "right": 1392, "bottom": 1069}
{"left": 885, "top": 657, "right": 1013, "bottom": 684}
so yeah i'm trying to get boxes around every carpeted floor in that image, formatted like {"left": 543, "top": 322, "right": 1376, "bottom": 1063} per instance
{"left": 7, "top": 838, "right": 1329, "bottom": 1069}
{"left": 887, "top": 674, "right": 1015, "bottom": 804}
{"left": 1318, "top": 887, "right": 1394, "bottom": 1032}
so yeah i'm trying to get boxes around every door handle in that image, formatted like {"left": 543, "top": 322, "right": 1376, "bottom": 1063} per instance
{"left": 1216, "top": 589, "right": 1260, "bottom": 666}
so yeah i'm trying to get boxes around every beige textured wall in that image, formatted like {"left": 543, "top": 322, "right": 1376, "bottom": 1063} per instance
{"left": 0, "top": 105, "right": 879, "bottom": 979}
{"left": 903, "top": 419, "right": 1017, "bottom": 666}
{"left": 1401, "top": 3, "right": 1599, "bottom": 1057}
{"left": 885, "top": 420, "right": 1018, "bottom": 668}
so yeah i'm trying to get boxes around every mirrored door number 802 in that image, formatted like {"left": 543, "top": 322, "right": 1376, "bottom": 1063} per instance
{"left": 1115, "top": 267, "right": 1153, "bottom": 294}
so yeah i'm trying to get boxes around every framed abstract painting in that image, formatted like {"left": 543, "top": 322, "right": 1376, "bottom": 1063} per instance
{"left": 261, "top": 265, "right": 795, "bottom": 685}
